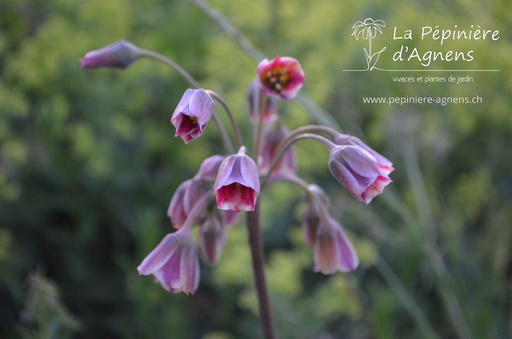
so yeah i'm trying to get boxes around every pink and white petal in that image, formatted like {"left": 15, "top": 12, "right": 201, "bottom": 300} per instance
{"left": 137, "top": 233, "right": 181, "bottom": 275}
{"left": 217, "top": 184, "right": 242, "bottom": 211}
{"left": 361, "top": 176, "right": 392, "bottom": 204}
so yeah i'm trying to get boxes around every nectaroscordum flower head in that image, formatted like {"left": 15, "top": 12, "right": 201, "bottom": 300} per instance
{"left": 257, "top": 56, "right": 305, "bottom": 100}
{"left": 80, "top": 40, "right": 141, "bottom": 69}
{"left": 137, "top": 228, "right": 200, "bottom": 295}
{"left": 214, "top": 147, "right": 260, "bottom": 212}
{"left": 328, "top": 145, "right": 392, "bottom": 204}
{"left": 313, "top": 216, "right": 359, "bottom": 274}
{"left": 171, "top": 89, "right": 214, "bottom": 144}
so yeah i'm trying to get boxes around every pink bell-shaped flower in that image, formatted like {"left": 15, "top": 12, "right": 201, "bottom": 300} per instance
{"left": 335, "top": 134, "right": 394, "bottom": 175}
{"left": 259, "top": 115, "right": 297, "bottom": 175}
{"left": 195, "top": 155, "right": 225, "bottom": 182}
{"left": 313, "top": 217, "right": 359, "bottom": 274}
{"left": 214, "top": 147, "right": 260, "bottom": 212}
{"left": 171, "top": 89, "right": 214, "bottom": 144}
{"left": 302, "top": 185, "right": 331, "bottom": 248}
{"left": 328, "top": 145, "right": 392, "bottom": 204}
{"left": 167, "top": 179, "right": 211, "bottom": 229}
{"left": 137, "top": 228, "right": 200, "bottom": 295}
{"left": 198, "top": 212, "right": 227, "bottom": 265}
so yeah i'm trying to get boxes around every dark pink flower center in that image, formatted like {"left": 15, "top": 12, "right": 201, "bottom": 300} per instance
{"left": 176, "top": 115, "right": 199, "bottom": 135}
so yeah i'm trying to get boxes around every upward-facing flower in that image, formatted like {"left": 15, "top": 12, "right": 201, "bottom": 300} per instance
{"left": 257, "top": 56, "right": 305, "bottom": 100}
{"left": 137, "top": 228, "right": 200, "bottom": 295}
{"left": 328, "top": 145, "right": 392, "bottom": 204}
{"left": 171, "top": 89, "right": 214, "bottom": 144}
{"left": 214, "top": 147, "right": 260, "bottom": 212}
{"left": 80, "top": 40, "right": 141, "bottom": 69}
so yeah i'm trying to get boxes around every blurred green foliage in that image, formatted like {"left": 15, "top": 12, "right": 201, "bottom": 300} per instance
{"left": 1, "top": 0, "right": 511, "bottom": 338}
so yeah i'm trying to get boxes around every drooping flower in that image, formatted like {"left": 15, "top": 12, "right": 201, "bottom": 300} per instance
{"left": 137, "top": 228, "right": 200, "bottom": 295}
{"left": 328, "top": 145, "right": 392, "bottom": 204}
{"left": 171, "top": 89, "right": 214, "bottom": 144}
{"left": 259, "top": 115, "right": 297, "bottom": 175}
{"left": 257, "top": 56, "right": 305, "bottom": 100}
{"left": 351, "top": 18, "right": 385, "bottom": 40}
{"left": 214, "top": 147, "right": 260, "bottom": 212}
{"left": 80, "top": 40, "right": 141, "bottom": 69}
{"left": 195, "top": 155, "right": 225, "bottom": 182}
{"left": 167, "top": 180, "right": 190, "bottom": 228}
{"left": 167, "top": 179, "right": 211, "bottom": 229}
{"left": 247, "top": 79, "right": 278, "bottom": 122}
{"left": 313, "top": 216, "right": 359, "bottom": 274}
{"left": 335, "top": 134, "right": 394, "bottom": 175}
{"left": 198, "top": 211, "right": 227, "bottom": 265}
{"left": 302, "top": 185, "right": 330, "bottom": 248}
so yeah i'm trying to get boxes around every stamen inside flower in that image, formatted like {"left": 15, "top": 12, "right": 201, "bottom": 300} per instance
{"left": 263, "top": 67, "right": 290, "bottom": 93}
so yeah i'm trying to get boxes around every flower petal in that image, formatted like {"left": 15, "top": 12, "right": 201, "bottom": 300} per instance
{"left": 137, "top": 233, "right": 181, "bottom": 275}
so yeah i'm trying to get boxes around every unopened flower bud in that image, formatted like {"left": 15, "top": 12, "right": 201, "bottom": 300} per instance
{"left": 80, "top": 40, "right": 141, "bottom": 69}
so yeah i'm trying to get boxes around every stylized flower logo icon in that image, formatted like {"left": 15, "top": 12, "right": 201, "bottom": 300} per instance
{"left": 351, "top": 18, "right": 387, "bottom": 71}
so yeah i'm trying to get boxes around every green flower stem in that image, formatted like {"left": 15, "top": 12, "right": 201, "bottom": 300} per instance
{"left": 206, "top": 90, "right": 244, "bottom": 150}
{"left": 246, "top": 202, "right": 276, "bottom": 339}
{"left": 266, "top": 173, "right": 331, "bottom": 219}
{"left": 287, "top": 124, "right": 340, "bottom": 141}
{"left": 138, "top": 49, "right": 236, "bottom": 154}
{"left": 260, "top": 132, "right": 335, "bottom": 188}
{"left": 138, "top": 49, "right": 201, "bottom": 88}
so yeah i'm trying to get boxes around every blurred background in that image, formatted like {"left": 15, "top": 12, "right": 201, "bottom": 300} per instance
{"left": 0, "top": 0, "right": 511, "bottom": 338}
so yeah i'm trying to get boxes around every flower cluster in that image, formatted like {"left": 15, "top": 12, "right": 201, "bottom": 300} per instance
{"left": 81, "top": 42, "right": 394, "bottom": 295}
